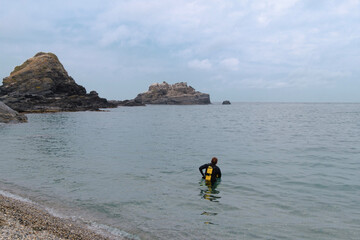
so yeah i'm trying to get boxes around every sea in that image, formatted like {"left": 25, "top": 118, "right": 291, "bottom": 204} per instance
{"left": 0, "top": 103, "right": 359, "bottom": 240}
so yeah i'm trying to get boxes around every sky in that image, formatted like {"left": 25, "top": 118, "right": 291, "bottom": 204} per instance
{"left": 0, "top": 0, "right": 359, "bottom": 102}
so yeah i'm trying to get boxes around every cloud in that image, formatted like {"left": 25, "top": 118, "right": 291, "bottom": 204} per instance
{"left": 334, "top": 0, "right": 360, "bottom": 15}
{"left": 93, "top": 0, "right": 250, "bottom": 50}
{"left": 1, "top": 0, "right": 360, "bottom": 101}
{"left": 239, "top": 78, "right": 288, "bottom": 89}
{"left": 285, "top": 68, "right": 349, "bottom": 87}
{"left": 251, "top": 0, "right": 300, "bottom": 25}
{"left": 236, "top": 68, "right": 348, "bottom": 90}
{"left": 98, "top": 25, "right": 147, "bottom": 46}
{"left": 220, "top": 58, "right": 240, "bottom": 71}
{"left": 188, "top": 59, "right": 212, "bottom": 70}
{"left": 99, "top": 25, "right": 130, "bottom": 46}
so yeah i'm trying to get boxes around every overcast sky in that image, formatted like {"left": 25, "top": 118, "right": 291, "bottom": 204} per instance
{"left": 1, "top": 0, "right": 359, "bottom": 102}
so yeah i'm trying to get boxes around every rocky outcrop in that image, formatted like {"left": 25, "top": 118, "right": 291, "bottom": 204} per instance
{"left": 109, "top": 99, "right": 145, "bottom": 107}
{"left": 0, "top": 101, "right": 27, "bottom": 123}
{"left": 0, "top": 52, "right": 116, "bottom": 112}
{"left": 134, "top": 82, "right": 210, "bottom": 105}
{"left": 222, "top": 100, "right": 231, "bottom": 105}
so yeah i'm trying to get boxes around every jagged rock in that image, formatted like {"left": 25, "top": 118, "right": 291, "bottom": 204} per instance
{"left": 222, "top": 100, "right": 231, "bottom": 105}
{"left": 134, "top": 82, "right": 210, "bottom": 105}
{"left": 0, "top": 52, "right": 116, "bottom": 112}
{"left": 0, "top": 101, "right": 27, "bottom": 123}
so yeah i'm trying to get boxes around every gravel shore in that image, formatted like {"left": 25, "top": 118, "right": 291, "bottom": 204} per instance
{"left": 0, "top": 194, "right": 120, "bottom": 240}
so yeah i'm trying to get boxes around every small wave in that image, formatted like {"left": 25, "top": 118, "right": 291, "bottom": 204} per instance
{"left": 0, "top": 188, "right": 140, "bottom": 240}
{"left": 0, "top": 189, "right": 34, "bottom": 204}
{"left": 88, "top": 222, "right": 141, "bottom": 240}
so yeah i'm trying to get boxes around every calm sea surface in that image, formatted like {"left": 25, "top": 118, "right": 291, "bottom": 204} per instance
{"left": 1, "top": 103, "right": 360, "bottom": 239}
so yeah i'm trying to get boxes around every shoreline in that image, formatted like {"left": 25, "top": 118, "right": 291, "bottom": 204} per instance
{"left": 0, "top": 193, "right": 123, "bottom": 240}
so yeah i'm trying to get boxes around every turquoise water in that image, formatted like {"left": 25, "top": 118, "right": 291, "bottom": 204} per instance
{"left": 0, "top": 103, "right": 360, "bottom": 239}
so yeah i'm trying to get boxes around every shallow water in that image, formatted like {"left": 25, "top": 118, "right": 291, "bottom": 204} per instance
{"left": 1, "top": 103, "right": 360, "bottom": 239}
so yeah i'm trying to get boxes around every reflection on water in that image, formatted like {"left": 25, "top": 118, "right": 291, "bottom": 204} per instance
{"left": 201, "top": 212, "right": 218, "bottom": 216}
{"left": 199, "top": 179, "right": 221, "bottom": 202}
{"left": 199, "top": 180, "right": 221, "bottom": 225}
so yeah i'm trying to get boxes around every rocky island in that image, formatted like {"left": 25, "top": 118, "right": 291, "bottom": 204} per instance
{"left": 0, "top": 52, "right": 115, "bottom": 112}
{"left": 127, "top": 81, "right": 210, "bottom": 105}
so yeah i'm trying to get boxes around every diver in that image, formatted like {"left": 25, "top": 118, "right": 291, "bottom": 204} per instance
{"left": 199, "top": 157, "right": 221, "bottom": 184}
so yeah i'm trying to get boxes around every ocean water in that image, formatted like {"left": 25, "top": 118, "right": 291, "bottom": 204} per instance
{"left": 0, "top": 103, "right": 360, "bottom": 239}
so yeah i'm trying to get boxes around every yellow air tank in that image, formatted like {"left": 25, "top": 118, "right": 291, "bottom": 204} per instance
{"left": 205, "top": 166, "right": 213, "bottom": 181}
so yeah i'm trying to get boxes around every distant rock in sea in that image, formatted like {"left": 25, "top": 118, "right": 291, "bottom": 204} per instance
{"left": 133, "top": 81, "right": 210, "bottom": 105}
{"left": 0, "top": 52, "right": 116, "bottom": 112}
{"left": 0, "top": 101, "right": 27, "bottom": 123}
{"left": 222, "top": 100, "right": 231, "bottom": 105}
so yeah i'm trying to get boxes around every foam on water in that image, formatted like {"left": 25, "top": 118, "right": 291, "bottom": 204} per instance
{"left": 0, "top": 188, "right": 139, "bottom": 240}
{"left": 0, "top": 189, "right": 34, "bottom": 204}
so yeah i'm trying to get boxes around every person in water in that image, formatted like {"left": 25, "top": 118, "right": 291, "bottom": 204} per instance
{"left": 199, "top": 157, "right": 221, "bottom": 184}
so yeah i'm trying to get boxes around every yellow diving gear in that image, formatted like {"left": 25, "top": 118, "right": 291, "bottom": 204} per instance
{"left": 205, "top": 166, "right": 213, "bottom": 181}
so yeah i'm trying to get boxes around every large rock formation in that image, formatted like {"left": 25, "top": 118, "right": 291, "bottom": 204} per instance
{"left": 0, "top": 101, "right": 27, "bottom": 123}
{"left": 133, "top": 82, "right": 210, "bottom": 105}
{"left": 0, "top": 52, "right": 115, "bottom": 112}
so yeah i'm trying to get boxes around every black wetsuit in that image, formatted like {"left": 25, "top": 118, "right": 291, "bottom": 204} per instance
{"left": 199, "top": 163, "right": 221, "bottom": 183}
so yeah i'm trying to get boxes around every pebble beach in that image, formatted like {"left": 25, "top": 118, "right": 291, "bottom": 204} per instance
{"left": 0, "top": 194, "right": 119, "bottom": 240}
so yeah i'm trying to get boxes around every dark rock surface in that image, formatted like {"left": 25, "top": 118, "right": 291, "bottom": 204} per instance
{"left": 0, "top": 52, "right": 116, "bottom": 112}
{"left": 0, "top": 101, "right": 27, "bottom": 123}
{"left": 222, "top": 100, "right": 231, "bottom": 105}
{"left": 109, "top": 99, "right": 145, "bottom": 107}
{"left": 134, "top": 81, "right": 210, "bottom": 105}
